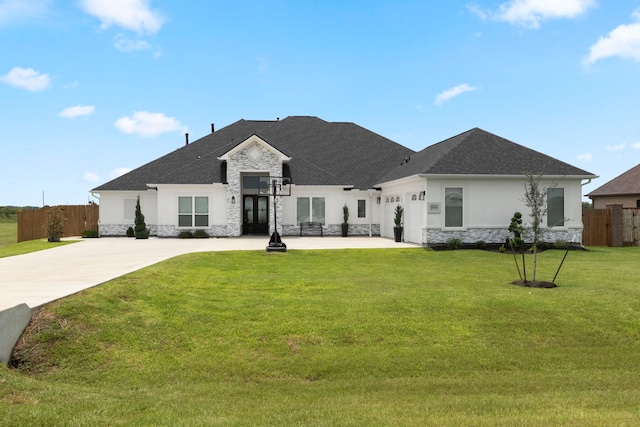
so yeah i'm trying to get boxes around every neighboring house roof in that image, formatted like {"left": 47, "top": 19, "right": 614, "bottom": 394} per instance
{"left": 379, "top": 128, "right": 595, "bottom": 184}
{"left": 586, "top": 163, "right": 640, "bottom": 197}
{"left": 92, "top": 116, "right": 414, "bottom": 192}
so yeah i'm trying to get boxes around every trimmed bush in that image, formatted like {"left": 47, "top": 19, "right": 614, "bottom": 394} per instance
{"left": 193, "top": 229, "right": 210, "bottom": 239}
{"left": 178, "top": 231, "right": 194, "bottom": 239}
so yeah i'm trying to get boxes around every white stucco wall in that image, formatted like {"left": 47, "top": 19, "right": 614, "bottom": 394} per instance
{"left": 423, "top": 176, "right": 585, "bottom": 245}
{"left": 281, "top": 186, "right": 380, "bottom": 236}
{"left": 97, "top": 190, "right": 157, "bottom": 236}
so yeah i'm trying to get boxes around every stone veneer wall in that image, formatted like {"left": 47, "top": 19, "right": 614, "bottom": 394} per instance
{"left": 282, "top": 223, "right": 381, "bottom": 236}
{"left": 425, "top": 227, "right": 583, "bottom": 246}
{"left": 99, "top": 224, "right": 158, "bottom": 237}
{"left": 226, "top": 141, "right": 283, "bottom": 237}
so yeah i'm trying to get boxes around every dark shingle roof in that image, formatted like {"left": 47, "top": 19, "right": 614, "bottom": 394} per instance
{"left": 378, "top": 128, "right": 595, "bottom": 183}
{"left": 92, "top": 116, "right": 414, "bottom": 191}
{"left": 586, "top": 163, "right": 640, "bottom": 197}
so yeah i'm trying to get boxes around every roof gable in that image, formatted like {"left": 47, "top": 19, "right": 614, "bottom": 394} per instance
{"left": 587, "top": 163, "right": 640, "bottom": 197}
{"left": 217, "top": 134, "right": 292, "bottom": 163}
{"left": 378, "top": 128, "right": 595, "bottom": 183}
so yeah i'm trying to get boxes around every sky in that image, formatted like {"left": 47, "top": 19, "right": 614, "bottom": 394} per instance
{"left": 1, "top": 0, "right": 639, "bottom": 207}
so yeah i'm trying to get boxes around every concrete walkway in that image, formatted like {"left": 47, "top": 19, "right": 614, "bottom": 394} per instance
{"left": 0, "top": 236, "right": 417, "bottom": 311}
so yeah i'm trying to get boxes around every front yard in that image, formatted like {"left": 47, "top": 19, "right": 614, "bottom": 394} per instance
{"left": 2, "top": 247, "right": 639, "bottom": 426}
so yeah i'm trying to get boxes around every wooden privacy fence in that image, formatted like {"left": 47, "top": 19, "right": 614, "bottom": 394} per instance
{"left": 623, "top": 208, "right": 640, "bottom": 246}
{"left": 18, "top": 205, "right": 99, "bottom": 242}
{"left": 582, "top": 207, "right": 640, "bottom": 247}
{"left": 582, "top": 208, "right": 610, "bottom": 246}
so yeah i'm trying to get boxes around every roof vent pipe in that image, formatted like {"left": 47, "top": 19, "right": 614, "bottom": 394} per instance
{"left": 211, "top": 123, "right": 215, "bottom": 133}
{"left": 185, "top": 133, "right": 189, "bottom": 145}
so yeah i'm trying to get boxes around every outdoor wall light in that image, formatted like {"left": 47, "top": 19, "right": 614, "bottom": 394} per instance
{"left": 231, "top": 196, "right": 236, "bottom": 204}
{"left": 419, "top": 191, "right": 426, "bottom": 200}
{"left": 377, "top": 197, "right": 381, "bottom": 204}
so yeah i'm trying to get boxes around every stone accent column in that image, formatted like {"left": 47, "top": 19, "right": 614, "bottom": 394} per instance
{"left": 607, "top": 204, "right": 624, "bottom": 247}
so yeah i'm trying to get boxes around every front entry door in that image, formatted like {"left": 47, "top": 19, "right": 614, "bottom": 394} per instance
{"left": 243, "top": 195, "right": 269, "bottom": 234}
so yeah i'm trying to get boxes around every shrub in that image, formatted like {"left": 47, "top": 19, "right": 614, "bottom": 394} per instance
{"left": 134, "top": 197, "right": 149, "bottom": 239}
{"left": 447, "top": 238, "right": 462, "bottom": 250}
{"left": 126, "top": 227, "right": 135, "bottom": 237}
{"left": 555, "top": 239, "right": 568, "bottom": 250}
{"left": 178, "top": 231, "right": 194, "bottom": 239}
{"left": 499, "top": 244, "right": 506, "bottom": 253}
{"left": 474, "top": 240, "right": 487, "bottom": 250}
{"left": 82, "top": 230, "right": 99, "bottom": 238}
{"left": 46, "top": 206, "right": 66, "bottom": 241}
{"left": 193, "top": 229, "right": 210, "bottom": 239}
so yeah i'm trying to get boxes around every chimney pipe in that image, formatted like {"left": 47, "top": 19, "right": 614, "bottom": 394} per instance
{"left": 185, "top": 133, "right": 189, "bottom": 145}
{"left": 211, "top": 123, "right": 215, "bottom": 133}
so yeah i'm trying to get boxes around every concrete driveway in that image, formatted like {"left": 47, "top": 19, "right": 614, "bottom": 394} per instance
{"left": 0, "top": 236, "right": 417, "bottom": 311}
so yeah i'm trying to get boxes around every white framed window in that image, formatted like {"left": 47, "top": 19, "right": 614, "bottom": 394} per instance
{"left": 178, "top": 196, "right": 209, "bottom": 227}
{"left": 297, "top": 197, "right": 325, "bottom": 224}
{"left": 445, "top": 187, "right": 463, "bottom": 227}
{"left": 124, "top": 198, "right": 137, "bottom": 221}
{"left": 358, "top": 200, "right": 366, "bottom": 218}
{"left": 547, "top": 188, "right": 564, "bottom": 227}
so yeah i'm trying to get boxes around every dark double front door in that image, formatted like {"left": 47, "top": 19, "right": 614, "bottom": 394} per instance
{"left": 243, "top": 195, "right": 269, "bottom": 234}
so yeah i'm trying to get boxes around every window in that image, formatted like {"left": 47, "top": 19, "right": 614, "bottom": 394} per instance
{"left": 445, "top": 187, "right": 463, "bottom": 227}
{"left": 547, "top": 188, "right": 564, "bottom": 227}
{"left": 124, "top": 198, "right": 137, "bottom": 221}
{"left": 358, "top": 200, "right": 366, "bottom": 218}
{"left": 636, "top": 200, "right": 640, "bottom": 208}
{"left": 178, "top": 196, "right": 209, "bottom": 227}
{"left": 297, "top": 197, "right": 325, "bottom": 224}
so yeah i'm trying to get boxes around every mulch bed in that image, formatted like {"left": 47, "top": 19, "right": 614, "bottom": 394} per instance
{"left": 511, "top": 280, "right": 557, "bottom": 288}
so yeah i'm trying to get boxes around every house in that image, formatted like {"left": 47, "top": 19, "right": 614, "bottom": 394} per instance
{"left": 586, "top": 163, "right": 640, "bottom": 209}
{"left": 91, "top": 116, "right": 596, "bottom": 246}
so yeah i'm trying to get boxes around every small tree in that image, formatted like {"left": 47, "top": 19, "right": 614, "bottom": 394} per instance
{"left": 523, "top": 173, "right": 549, "bottom": 283}
{"left": 46, "top": 206, "right": 66, "bottom": 242}
{"left": 134, "top": 197, "right": 149, "bottom": 239}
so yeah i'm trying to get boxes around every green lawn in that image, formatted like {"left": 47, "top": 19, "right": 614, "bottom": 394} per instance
{"left": 0, "top": 217, "right": 17, "bottom": 248}
{"left": 0, "top": 217, "right": 75, "bottom": 257}
{"left": 2, "top": 247, "right": 639, "bottom": 426}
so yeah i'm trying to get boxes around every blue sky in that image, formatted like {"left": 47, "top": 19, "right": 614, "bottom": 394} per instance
{"left": 1, "top": 0, "right": 639, "bottom": 206}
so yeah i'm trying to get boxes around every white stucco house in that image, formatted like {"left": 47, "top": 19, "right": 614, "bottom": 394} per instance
{"left": 91, "top": 116, "right": 596, "bottom": 246}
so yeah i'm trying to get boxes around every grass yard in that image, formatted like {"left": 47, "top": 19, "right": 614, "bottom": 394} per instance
{"left": 0, "top": 216, "right": 17, "bottom": 248}
{"left": 0, "top": 216, "right": 75, "bottom": 257}
{"left": 2, "top": 247, "right": 639, "bottom": 426}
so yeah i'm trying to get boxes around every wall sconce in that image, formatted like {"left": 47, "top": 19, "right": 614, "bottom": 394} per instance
{"left": 419, "top": 191, "right": 426, "bottom": 201}
{"left": 377, "top": 197, "right": 381, "bottom": 204}
{"left": 231, "top": 196, "right": 236, "bottom": 204}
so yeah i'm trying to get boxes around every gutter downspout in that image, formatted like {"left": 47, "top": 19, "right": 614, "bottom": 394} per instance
{"left": 90, "top": 192, "right": 101, "bottom": 237}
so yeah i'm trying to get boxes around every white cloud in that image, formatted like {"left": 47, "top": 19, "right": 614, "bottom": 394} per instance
{"left": 0, "top": 0, "right": 50, "bottom": 24}
{"left": 79, "top": 0, "right": 165, "bottom": 35}
{"left": 585, "top": 9, "right": 640, "bottom": 64}
{"left": 632, "top": 142, "right": 640, "bottom": 150}
{"left": 470, "top": 0, "right": 596, "bottom": 29}
{"left": 114, "top": 34, "right": 152, "bottom": 52}
{"left": 58, "top": 105, "right": 96, "bottom": 119}
{"left": 83, "top": 172, "right": 100, "bottom": 183}
{"left": 0, "top": 67, "right": 51, "bottom": 91}
{"left": 606, "top": 143, "right": 626, "bottom": 151}
{"left": 434, "top": 84, "right": 478, "bottom": 106}
{"left": 577, "top": 153, "right": 593, "bottom": 162}
{"left": 114, "top": 111, "right": 186, "bottom": 137}
{"left": 109, "top": 167, "right": 132, "bottom": 179}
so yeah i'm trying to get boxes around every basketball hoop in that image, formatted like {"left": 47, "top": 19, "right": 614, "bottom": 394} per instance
{"left": 264, "top": 176, "right": 291, "bottom": 252}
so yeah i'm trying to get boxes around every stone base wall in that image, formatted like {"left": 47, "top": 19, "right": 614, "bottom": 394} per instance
{"left": 282, "top": 223, "right": 380, "bottom": 237}
{"left": 99, "top": 224, "right": 228, "bottom": 238}
{"left": 425, "top": 227, "right": 583, "bottom": 246}
{"left": 99, "top": 224, "right": 158, "bottom": 237}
